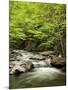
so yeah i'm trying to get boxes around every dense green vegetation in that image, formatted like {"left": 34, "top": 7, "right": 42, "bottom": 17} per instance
{"left": 9, "top": 1, "right": 66, "bottom": 57}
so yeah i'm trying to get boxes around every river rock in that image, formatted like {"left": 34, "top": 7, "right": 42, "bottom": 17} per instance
{"left": 9, "top": 61, "right": 34, "bottom": 75}
{"left": 50, "top": 55, "right": 66, "bottom": 68}
{"left": 30, "top": 54, "right": 45, "bottom": 60}
{"left": 39, "top": 51, "right": 54, "bottom": 56}
{"left": 10, "top": 50, "right": 23, "bottom": 61}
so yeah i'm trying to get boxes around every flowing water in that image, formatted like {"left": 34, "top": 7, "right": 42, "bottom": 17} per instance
{"left": 9, "top": 50, "right": 66, "bottom": 89}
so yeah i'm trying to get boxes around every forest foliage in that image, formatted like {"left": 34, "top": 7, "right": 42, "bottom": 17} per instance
{"left": 9, "top": 1, "right": 66, "bottom": 56}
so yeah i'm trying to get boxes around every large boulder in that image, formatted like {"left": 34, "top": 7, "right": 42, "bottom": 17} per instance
{"left": 9, "top": 60, "right": 34, "bottom": 75}
{"left": 50, "top": 55, "right": 66, "bottom": 68}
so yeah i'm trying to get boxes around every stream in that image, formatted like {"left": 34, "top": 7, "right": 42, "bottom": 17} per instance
{"left": 9, "top": 50, "right": 66, "bottom": 89}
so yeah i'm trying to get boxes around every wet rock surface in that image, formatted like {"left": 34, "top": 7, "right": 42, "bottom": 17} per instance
{"left": 9, "top": 60, "right": 34, "bottom": 75}
{"left": 50, "top": 55, "right": 66, "bottom": 71}
{"left": 39, "top": 51, "right": 54, "bottom": 56}
{"left": 30, "top": 54, "right": 46, "bottom": 60}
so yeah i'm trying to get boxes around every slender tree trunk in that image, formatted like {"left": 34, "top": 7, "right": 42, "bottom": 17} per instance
{"left": 59, "top": 36, "right": 64, "bottom": 57}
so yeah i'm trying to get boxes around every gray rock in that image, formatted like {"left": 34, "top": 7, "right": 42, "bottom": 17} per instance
{"left": 50, "top": 55, "right": 66, "bottom": 68}
{"left": 30, "top": 54, "right": 45, "bottom": 60}
{"left": 9, "top": 61, "right": 33, "bottom": 75}
{"left": 39, "top": 51, "right": 54, "bottom": 56}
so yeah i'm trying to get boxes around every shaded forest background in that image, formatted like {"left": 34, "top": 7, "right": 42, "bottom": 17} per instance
{"left": 9, "top": 1, "right": 66, "bottom": 57}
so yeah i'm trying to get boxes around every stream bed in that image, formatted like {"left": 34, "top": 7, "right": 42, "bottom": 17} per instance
{"left": 9, "top": 50, "right": 66, "bottom": 89}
